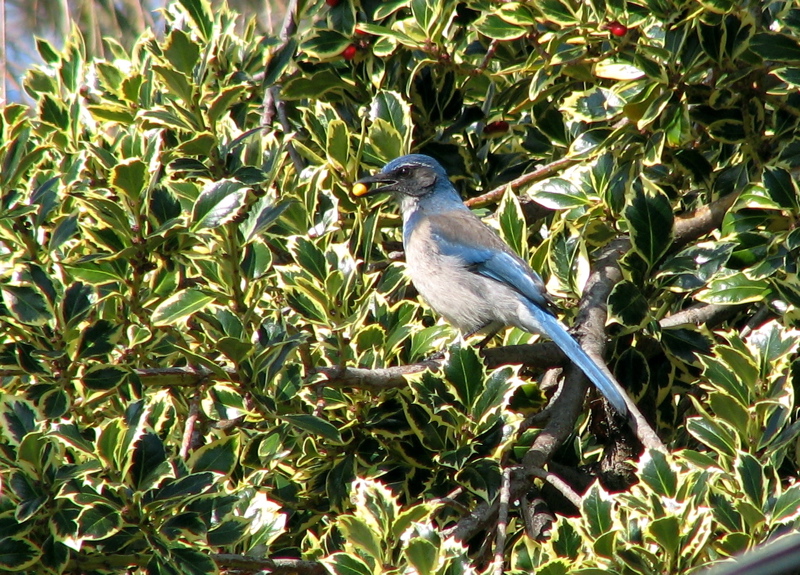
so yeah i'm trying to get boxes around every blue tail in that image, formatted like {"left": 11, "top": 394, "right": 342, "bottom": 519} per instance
{"left": 529, "top": 307, "right": 628, "bottom": 416}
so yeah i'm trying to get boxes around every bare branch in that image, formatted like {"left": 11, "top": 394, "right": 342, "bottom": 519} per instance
{"left": 212, "top": 554, "right": 325, "bottom": 575}
{"left": 660, "top": 302, "right": 747, "bottom": 329}
{"left": 464, "top": 156, "right": 580, "bottom": 208}
{"left": 314, "top": 361, "right": 439, "bottom": 390}
{"left": 673, "top": 190, "right": 741, "bottom": 249}
{"left": 527, "top": 467, "right": 582, "bottom": 508}
{"left": 492, "top": 467, "right": 514, "bottom": 575}
{"left": 179, "top": 387, "right": 203, "bottom": 459}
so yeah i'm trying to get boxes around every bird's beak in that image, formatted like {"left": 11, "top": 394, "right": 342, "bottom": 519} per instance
{"left": 352, "top": 173, "right": 396, "bottom": 197}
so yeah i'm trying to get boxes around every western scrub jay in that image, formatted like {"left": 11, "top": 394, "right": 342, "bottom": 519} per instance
{"left": 353, "top": 154, "right": 628, "bottom": 416}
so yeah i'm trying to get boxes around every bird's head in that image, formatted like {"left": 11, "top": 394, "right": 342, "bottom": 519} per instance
{"left": 352, "top": 154, "right": 449, "bottom": 199}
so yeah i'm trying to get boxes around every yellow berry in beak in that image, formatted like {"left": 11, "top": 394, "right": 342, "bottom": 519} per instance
{"left": 352, "top": 182, "right": 369, "bottom": 197}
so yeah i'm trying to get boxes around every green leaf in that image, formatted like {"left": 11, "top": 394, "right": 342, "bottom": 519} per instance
{"left": 370, "top": 91, "right": 411, "bottom": 139}
{"left": 497, "top": 188, "right": 526, "bottom": 257}
{"left": 191, "top": 179, "right": 249, "bottom": 230}
{"left": 110, "top": 158, "right": 147, "bottom": 201}
{"left": 750, "top": 33, "right": 800, "bottom": 64}
{"left": 10, "top": 470, "right": 47, "bottom": 522}
{"left": 405, "top": 538, "right": 438, "bottom": 575}
{"left": 771, "top": 485, "right": 800, "bottom": 524}
{"left": 62, "top": 282, "right": 92, "bottom": 326}
{"left": 697, "top": 273, "right": 769, "bottom": 305}
{"left": 36, "top": 37, "right": 60, "bottom": 64}
{"left": 176, "top": 0, "right": 213, "bottom": 41}
{"left": 208, "top": 518, "right": 249, "bottom": 546}
{"left": 77, "top": 320, "right": 119, "bottom": 359}
{"left": 686, "top": 416, "right": 738, "bottom": 457}
{"left": 475, "top": 14, "right": 528, "bottom": 40}
{"left": 82, "top": 366, "right": 127, "bottom": 391}
{"left": 77, "top": 504, "right": 123, "bottom": 540}
{"left": 444, "top": 343, "right": 484, "bottom": 410}
{"left": 708, "top": 119, "right": 746, "bottom": 143}
{"left": 648, "top": 515, "right": 680, "bottom": 555}
{"left": 561, "top": 88, "right": 624, "bottom": 122}
{"left": 582, "top": 484, "right": 613, "bottom": 538}
{"left": 281, "top": 69, "right": 354, "bottom": 100}
{"left": 763, "top": 167, "right": 799, "bottom": 210}
{"left": 289, "top": 237, "right": 328, "bottom": 282}
{"left": 188, "top": 435, "right": 239, "bottom": 475}
{"left": 65, "top": 259, "right": 126, "bottom": 285}
{"left": 282, "top": 414, "right": 342, "bottom": 442}
{"left": 301, "top": 30, "right": 352, "bottom": 59}
{"left": 352, "top": 478, "right": 398, "bottom": 536}
{"left": 0, "top": 537, "right": 41, "bottom": 571}
{"left": 163, "top": 29, "right": 200, "bottom": 76}
{"left": 700, "top": 354, "right": 753, "bottom": 407}
{"left": 531, "top": 178, "right": 590, "bottom": 209}
{"left": 593, "top": 60, "right": 645, "bottom": 80}
{"left": 208, "top": 85, "right": 247, "bottom": 125}
{"left": 737, "top": 453, "right": 764, "bottom": 509}
{"left": 457, "top": 458, "right": 501, "bottom": 501}
{"left": 569, "top": 127, "right": 613, "bottom": 157}
{"left": 338, "top": 516, "right": 383, "bottom": 562}
{"left": 171, "top": 546, "right": 217, "bottom": 575}
{"left": 38, "top": 95, "right": 69, "bottom": 131}
{"left": 325, "top": 552, "right": 374, "bottom": 575}
{"left": 140, "top": 108, "right": 195, "bottom": 131}
{"left": 152, "top": 472, "right": 215, "bottom": 501}
{"left": 536, "top": 0, "right": 577, "bottom": 25}
{"left": 411, "top": 0, "right": 440, "bottom": 35}
{"left": 367, "top": 119, "right": 403, "bottom": 163}
{"left": 607, "top": 281, "right": 650, "bottom": 328}
{"left": 355, "top": 23, "right": 419, "bottom": 48}
{"left": 639, "top": 449, "right": 677, "bottom": 498}
{"left": 1, "top": 285, "right": 51, "bottom": 325}
{"left": 242, "top": 197, "right": 288, "bottom": 242}
{"left": 624, "top": 186, "right": 674, "bottom": 267}
{"left": 49, "top": 214, "right": 78, "bottom": 250}
{"left": 130, "top": 432, "right": 171, "bottom": 492}
{"left": 326, "top": 119, "right": 349, "bottom": 170}
{"left": 473, "top": 367, "right": 515, "bottom": 425}
{"left": 151, "top": 289, "right": 215, "bottom": 326}
{"left": 153, "top": 65, "right": 195, "bottom": 103}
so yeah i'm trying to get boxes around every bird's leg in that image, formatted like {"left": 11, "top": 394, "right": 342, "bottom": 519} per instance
{"left": 465, "top": 322, "right": 502, "bottom": 349}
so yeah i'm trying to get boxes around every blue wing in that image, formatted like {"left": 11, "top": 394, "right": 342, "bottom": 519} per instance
{"left": 426, "top": 211, "right": 553, "bottom": 310}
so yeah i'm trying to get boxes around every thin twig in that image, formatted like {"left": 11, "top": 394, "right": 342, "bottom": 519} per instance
{"left": 477, "top": 39, "right": 500, "bottom": 74}
{"left": 213, "top": 554, "right": 325, "bottom": 575}
{"left": 464, "top": 156, "right": 580, "bottom": 208}
{"left": 492, "top": 467, "right": 514, "bottom": 575}
{"left": 179, "top": 387, "right": 203, "bottom": 459}
{"left": 527, "top": 467, "right": 582, "bottom": 508}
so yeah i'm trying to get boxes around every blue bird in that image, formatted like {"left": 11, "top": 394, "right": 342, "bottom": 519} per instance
{"left": 354, "top": 154, "right": 628, "bottom": 416}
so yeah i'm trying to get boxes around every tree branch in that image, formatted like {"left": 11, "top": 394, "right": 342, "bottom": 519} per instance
{"left": 69, "top": 553, "right": 325, "bottom": 575}
{"left": 672, "top": 190, "right": 741, "bottom": 249}
{"left": 492, "top": 467, "right": 513, "bottom": 575}
{"left": 213, "top": 554, "right": 326, "bottom": 575}
{"left": 527, "top": 466, "right": 582, "bottom": 508}
{"left": 464, "top": 156, "right": 580, "bottom": 208}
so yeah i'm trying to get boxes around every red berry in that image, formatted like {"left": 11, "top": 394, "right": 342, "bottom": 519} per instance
{"left": 606, "top": 21, "right": 628, "bottom": 37}
{"left": 325, "top": 0, "right": 340, "bottom": 6}
{"left": 355, "top": 27, "right": 368, "bottom": 36}
{"left": 483, "top": 120, "right": 510, "bottom": 135}
{"left": 342, "top": 45, "right": 357, "bottom": 60}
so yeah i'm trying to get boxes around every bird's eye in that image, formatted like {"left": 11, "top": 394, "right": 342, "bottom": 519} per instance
{"left": 397, "top": 166, "right": 410, "bottom": 177}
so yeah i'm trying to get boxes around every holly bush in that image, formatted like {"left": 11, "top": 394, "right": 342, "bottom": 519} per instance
{"left": 2, "top": 0, "right": 800, "bottom": 573}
